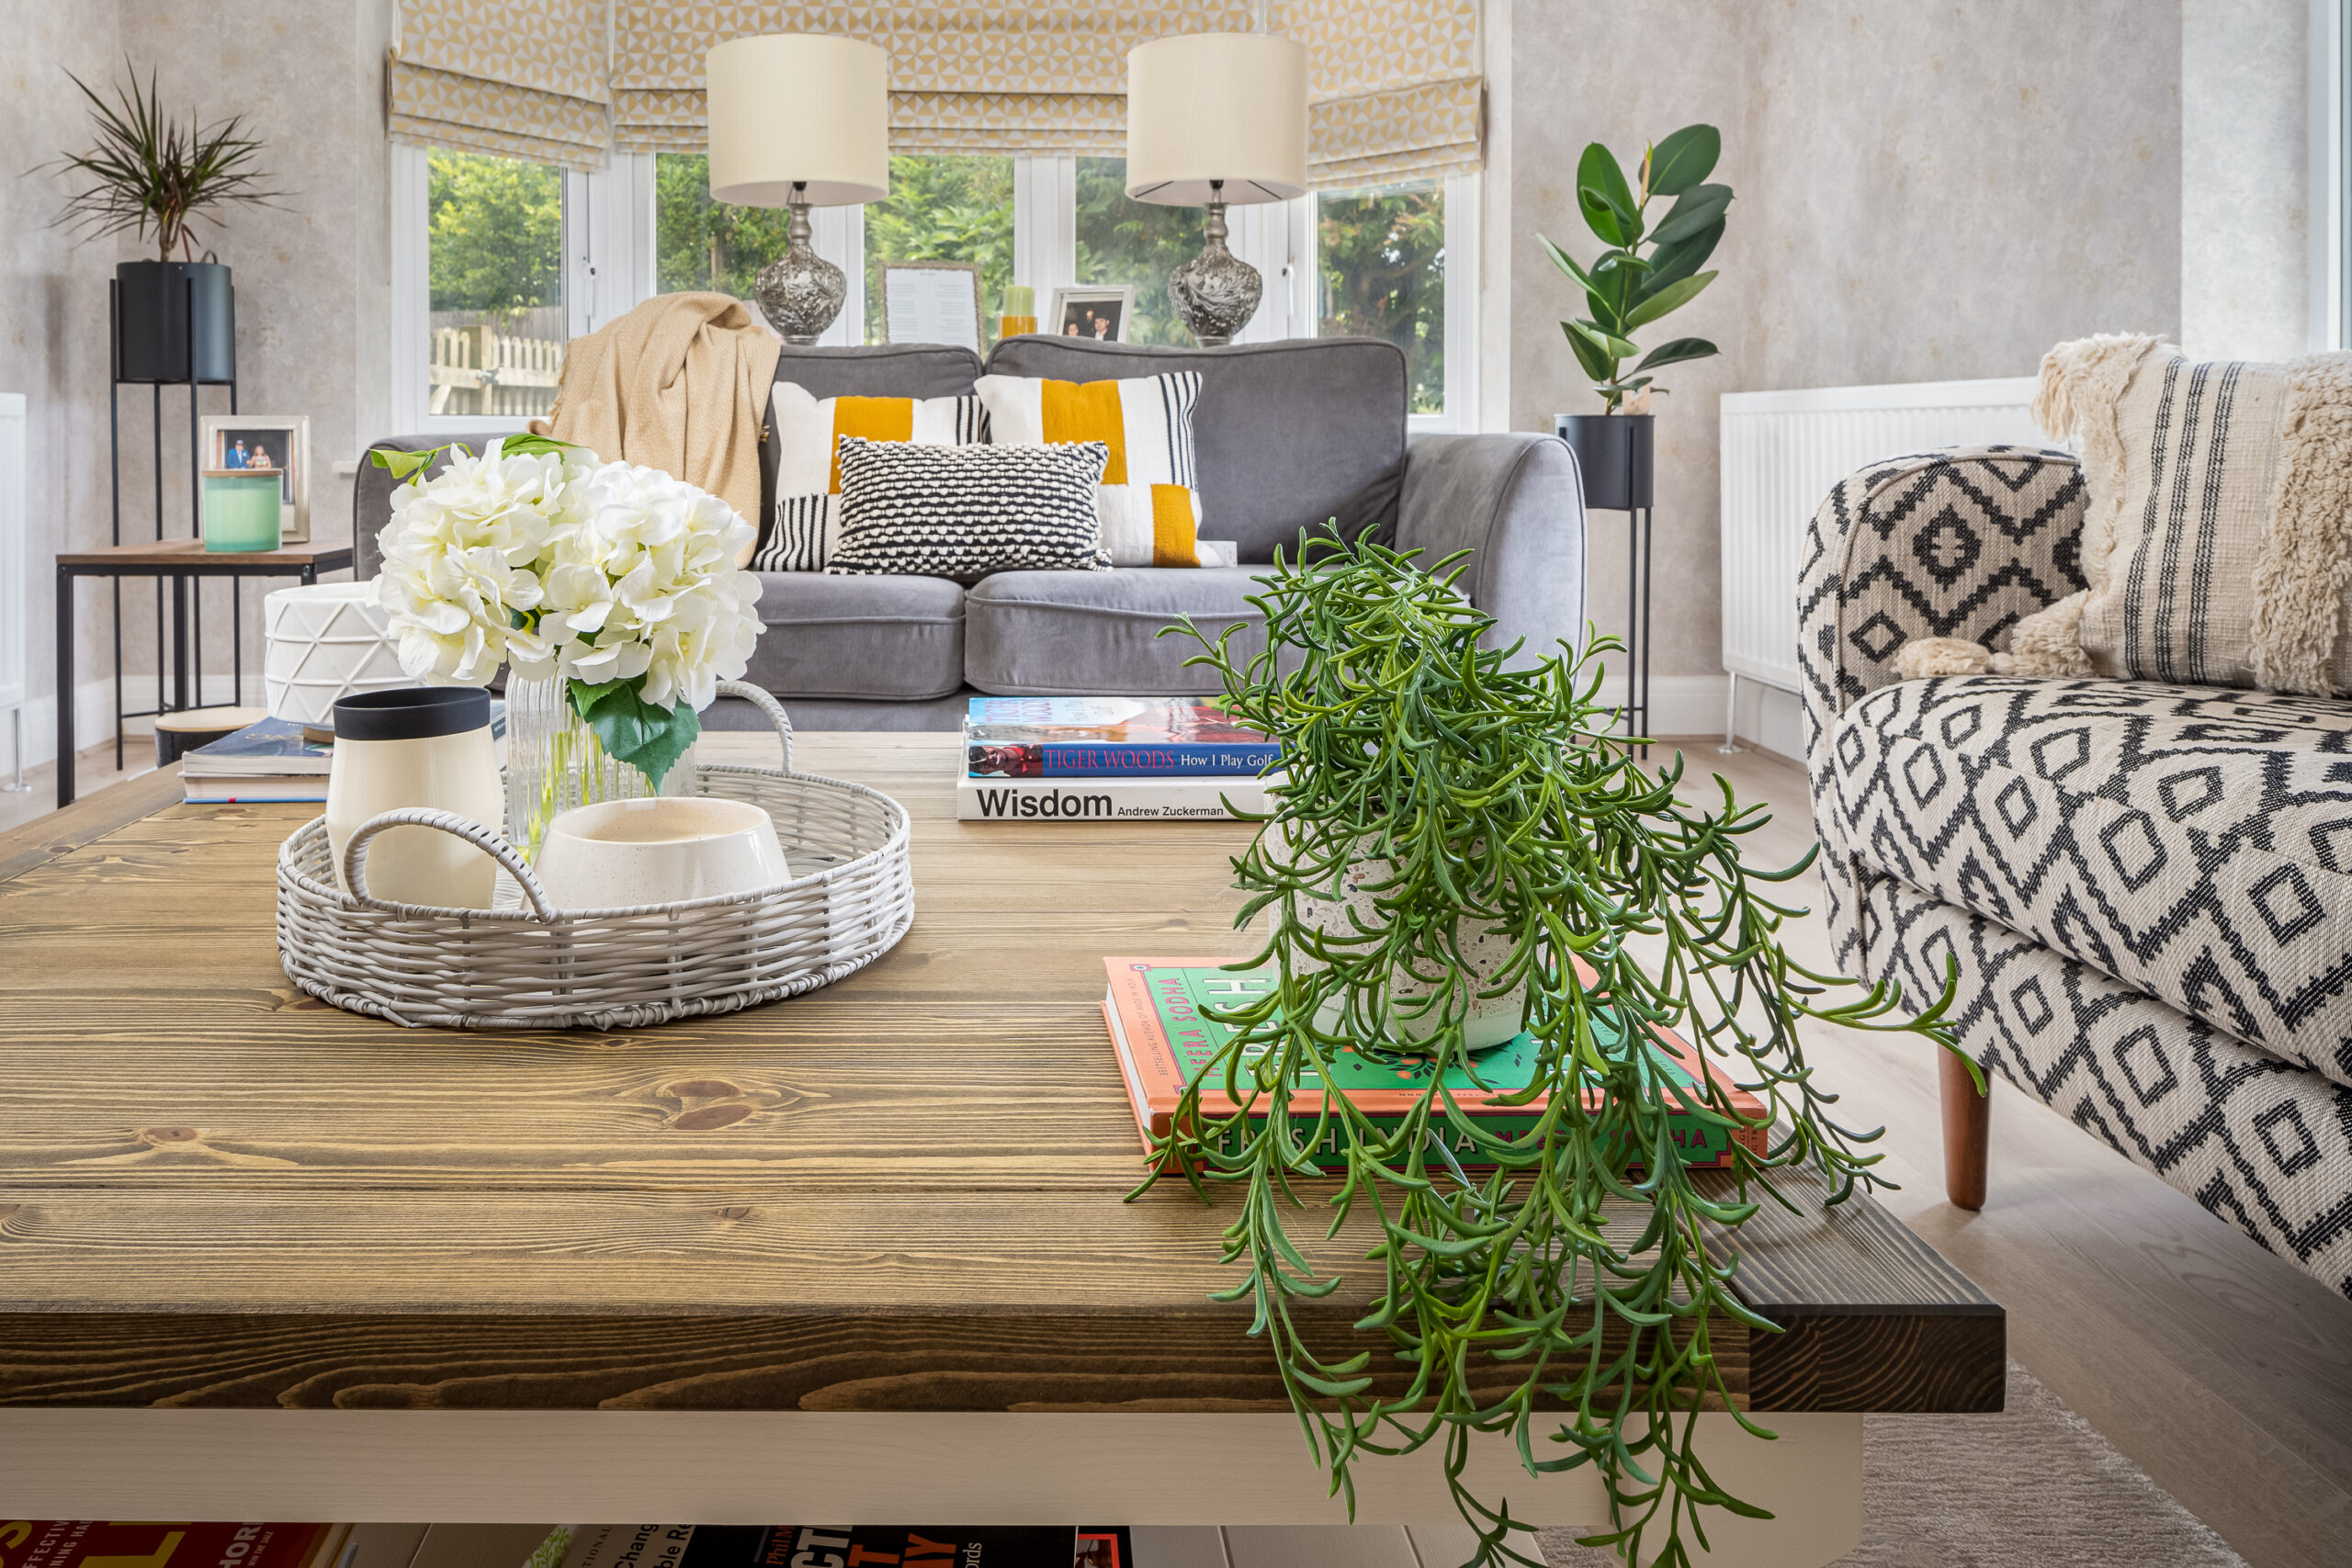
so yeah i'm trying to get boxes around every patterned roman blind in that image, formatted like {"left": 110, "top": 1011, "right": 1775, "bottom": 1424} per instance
{"left": 390, "top": 0, "right": 616, "bottom": 171}
{"left": 1277, "top": 0, "right": 1484, "bottom": 189}
{"left": 390, "top": 3, "right": 1483, "bottom": 185}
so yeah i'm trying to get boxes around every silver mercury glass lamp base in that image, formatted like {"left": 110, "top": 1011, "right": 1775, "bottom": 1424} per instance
{"left": 753, "top": 188, "right": 847, "bottom": 346}
{"left": 1168, "top": 195, "right": 1261, "bottom": 348}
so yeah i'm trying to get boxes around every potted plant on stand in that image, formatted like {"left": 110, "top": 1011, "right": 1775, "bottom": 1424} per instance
{"left": 1153, "top": 539, "right": 1966, "bottom": 1567}
{"left": 48, "top": 64, "right": 281, "bottom": 385}
{"left": 1540, "top": 124, "right": 1732, "bottom": 510}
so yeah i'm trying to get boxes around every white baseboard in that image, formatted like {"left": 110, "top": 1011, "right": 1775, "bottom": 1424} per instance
{"left": 5, "top": 673, "right": 263, "bottom": 772}
{"left": 1588, "top": 673, "right": 1726, "bottom": 740}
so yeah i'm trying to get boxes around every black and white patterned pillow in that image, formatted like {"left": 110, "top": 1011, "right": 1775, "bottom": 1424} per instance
{"left": 826, "top": 436, "right": 1111, "bottom": 578}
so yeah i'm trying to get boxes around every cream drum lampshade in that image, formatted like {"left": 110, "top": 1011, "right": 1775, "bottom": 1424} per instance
{"left": 264, "top": 582, "right": 408, "bottom": 729}
{"left": 706, "top": 34, "right": 891, "bottom": 208}
{"left": 1125, "top": 32, "right": 1309, "bottom": 207}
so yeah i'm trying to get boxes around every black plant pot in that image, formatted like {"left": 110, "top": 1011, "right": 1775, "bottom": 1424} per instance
{"left": 1554, "top": 412, "right": 1654, "bottom": 512}
{"left": 114, "top": 260, "right": 236, "bottom": 385}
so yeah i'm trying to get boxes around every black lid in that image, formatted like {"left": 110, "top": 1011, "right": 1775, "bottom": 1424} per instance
{"left": 334, "top": 686, "right": 491, "bottom": 741}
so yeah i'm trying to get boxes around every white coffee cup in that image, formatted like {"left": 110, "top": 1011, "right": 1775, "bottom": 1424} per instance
{"left": 532, "top": 795, "right": 790, "bottom": 910}
{"left": 327, "top": 686, "right": 504, "bottom": 908}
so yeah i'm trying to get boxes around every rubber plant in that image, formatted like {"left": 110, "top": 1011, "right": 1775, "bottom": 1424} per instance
{"left": 1539, "top": 123, "right": 1731, "bottom": 412}
{"left": 1143, "top": 538, "right": 1967, "bottom": 1567}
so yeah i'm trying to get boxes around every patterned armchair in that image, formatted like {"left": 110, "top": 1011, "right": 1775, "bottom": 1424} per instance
{"left": 1799, "top": 446, "right": 2352, "bottom": 1302}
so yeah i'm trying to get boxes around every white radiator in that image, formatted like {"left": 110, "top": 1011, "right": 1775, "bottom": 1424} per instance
{"left": 1717, "top": 377, "right": 2044, "bottom": 696}
{"left": 0, "top": 393, "right": 24, "bottom": 716}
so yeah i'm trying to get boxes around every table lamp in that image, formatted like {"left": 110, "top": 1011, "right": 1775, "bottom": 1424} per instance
{"left": 1125, "top": 33, "right": 1308, "bottom": 346}
{"left": 706, "top": 34, "right": 891, "bottom": 344}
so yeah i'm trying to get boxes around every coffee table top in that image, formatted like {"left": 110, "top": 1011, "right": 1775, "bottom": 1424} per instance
{"left": 0, "top": 732, "right": 1999, "bottom": 1412}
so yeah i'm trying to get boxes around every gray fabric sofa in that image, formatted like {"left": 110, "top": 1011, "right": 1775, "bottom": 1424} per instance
{"left": 1800, "top": 444, "right": 2352, "bottom": 1302}
{"left": 356, "top": 335, "right": 1586, "bottom": 730}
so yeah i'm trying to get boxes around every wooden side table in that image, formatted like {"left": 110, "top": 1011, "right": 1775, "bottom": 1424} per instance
{"left": 53, "top": 538, "right": 352, "bottom": 806}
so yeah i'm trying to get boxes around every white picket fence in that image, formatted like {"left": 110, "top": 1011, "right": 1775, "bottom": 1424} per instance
{"left": 428, "top": 321, "right": 563, "bottom": 418}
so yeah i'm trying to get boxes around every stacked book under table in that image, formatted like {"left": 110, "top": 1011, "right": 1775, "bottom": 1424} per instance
{"left": 956, "top": 696, "right": 1281, "bottom": 821}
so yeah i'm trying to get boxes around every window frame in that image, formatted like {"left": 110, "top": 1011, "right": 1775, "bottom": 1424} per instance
{"left": 392, "top": 144, "right": 1483, "bottom": 434}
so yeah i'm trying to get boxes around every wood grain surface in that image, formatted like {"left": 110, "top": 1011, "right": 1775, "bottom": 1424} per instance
{"left": 0, "top": 733, "right": 1998, "bottom": 1414}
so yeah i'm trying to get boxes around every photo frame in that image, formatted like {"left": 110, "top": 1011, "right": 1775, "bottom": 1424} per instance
{"left": 198, "top": 414, "right": 310, "bottom": 546}
{"left": 880, "top": 260, "right": 983, "bottom": 352}
{"left": 1048, "top": 286, "right": 1135, "bottom": 344}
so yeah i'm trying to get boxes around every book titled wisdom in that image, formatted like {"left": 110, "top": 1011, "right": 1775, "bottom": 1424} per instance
{"left": 965, "top": 696, "right": 1280, "bottom": 778}
{"left": 1102, "top": 956, "right": 1769, "bottom": 1173}
{"left": 956, "top": 773, "right": 1277, "bottom": 821}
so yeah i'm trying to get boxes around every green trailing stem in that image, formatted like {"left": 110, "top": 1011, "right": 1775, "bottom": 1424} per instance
{"left": 1137, "top": 537, "right": 1972, "bottom": 1568}
{"left": 1539, "top": 124, "right": 1732, "bottom": 412}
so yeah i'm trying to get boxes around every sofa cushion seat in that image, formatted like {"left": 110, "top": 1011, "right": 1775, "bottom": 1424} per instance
{"left": 963, "top": 567, "right": 1273, "bottom": 696}
{"left": 744, "top": 571, "right": 965, "bottom": 701}
{"left": 1826, "top": 674, "right": 2352, "bottom": 1087}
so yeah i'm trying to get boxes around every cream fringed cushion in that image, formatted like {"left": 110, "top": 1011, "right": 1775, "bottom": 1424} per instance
{"left": 753, "top": 382, "right": 989, "bottom": 571}
{"left": 1896, "top": 339, "right": 2352, "bottom": 694}
{"left": 974, "top": 370, "right": 1206, "bottom": 567}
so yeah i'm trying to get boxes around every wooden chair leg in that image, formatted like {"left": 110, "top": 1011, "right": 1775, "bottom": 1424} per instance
{"left": 1940, "top": 1049, "right": 1990, "bottom": 1210}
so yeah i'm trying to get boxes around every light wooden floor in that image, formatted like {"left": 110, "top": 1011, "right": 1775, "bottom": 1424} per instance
{"left": 0, "top": 740, "right": 155, "bottom": 835}
{"left": 1664, "top": 737, "right": 2352, "bottom": 1568}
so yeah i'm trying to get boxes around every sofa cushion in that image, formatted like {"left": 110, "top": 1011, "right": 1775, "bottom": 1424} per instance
{"left": 1826, "top": 674, "right": 2352, "bottom": 1086}
{"left": 964, "top": 567, "right": 1274, "bottom": 696}
{"left": 983, "top": 336, "right": 1405, "bottom": 562}
{"left": 743, "top": 570, "right": 966, "bottom": 701}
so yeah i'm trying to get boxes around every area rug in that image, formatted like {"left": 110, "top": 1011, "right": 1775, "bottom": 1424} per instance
{"left": 1537, "top": 1359, "right": 2246, "bottom": 1566}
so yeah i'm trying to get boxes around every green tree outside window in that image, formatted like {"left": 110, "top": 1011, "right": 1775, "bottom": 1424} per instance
{"left": 427, "top": 150, "right": 562, "bottom": 316}
{"left": 863, "top": 154, "right": 1013, "bottom": 345}
{"left": 1074, "top": 157, "right": 1204, "bottom": 346}
{"left": 1319, "top": 181, "right": 1445, "bottom": 415}
{"left": 654, "top": 152, "right": 795, "bottom": 299}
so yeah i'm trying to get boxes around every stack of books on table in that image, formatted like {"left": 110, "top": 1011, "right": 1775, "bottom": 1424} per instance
{"left": 180, "top": 715, "right": 334, "bottom": 803}
{"left": 956, "top": 696, "right": 1281, "bottom": 822}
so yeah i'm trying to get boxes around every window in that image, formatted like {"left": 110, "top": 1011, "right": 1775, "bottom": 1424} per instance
{"left": 1074, "top": 157, "right": 1205, "bottom": 346}
{"left": 1317, "top": 181, "right": 1446, "bottom": 415}
{"left": 863, "top": 156, "right": 1016, "bottom": 346}
{"left": 423, "top": 150, "right": 566, "bottom": 421}
{"left": 653, "top": 152, "right": 793, "bottom": 299}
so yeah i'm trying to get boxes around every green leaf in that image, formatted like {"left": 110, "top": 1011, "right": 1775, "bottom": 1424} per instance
{"left": 1649, "top": 183, "right": 1733, "bottom": 248}
{"left": 1537, "top": 233, "right": 1595, "bottom": 293}
{"left": 1623, "top": 270, "right": 1716, "bottom": 331}
{"left": 368, "top": 445, "right": 459, "bottom": 482}
{"left": 1561, "top": 320, "right": 1613, "bottom": 383}
{"left": 1640, "top": 219, "right": 1724, "bottom": 295}
{"left": 1587, "top": 253, "right": 1648, "bottom": 331}
{"left": 1645, "top": 125, "right": 1721, "bottom": 197}
{"left": 1567, "top": 318, "right": 1640, "bottom": 359}
{"left": 1576, "top": 141, "right": 1637, "bottom": 246}
{"left": 566, "top": 675, "right": 703, "bottom": 790}
{"left": 494, "top": 433, "right": 583, "bottom": 460}
{"left": 1634, "top": 336, "right": 1718, "bottom": 372}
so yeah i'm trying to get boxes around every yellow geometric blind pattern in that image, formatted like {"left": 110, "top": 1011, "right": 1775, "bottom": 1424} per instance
{"left": 389, "top": 0, "right": 615, "bottom": 171}
{"left": 389, "top": 2, "right": 1481, "bottom": 185}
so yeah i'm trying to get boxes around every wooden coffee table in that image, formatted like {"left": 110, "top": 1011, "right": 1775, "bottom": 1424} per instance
{"left": 0, "top": 733, "right": 2001, "bottom": 1566}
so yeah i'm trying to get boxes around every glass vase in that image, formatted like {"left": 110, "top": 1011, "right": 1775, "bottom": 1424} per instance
{"left": 503, "top": 675, "right": 694, "bottom": 863}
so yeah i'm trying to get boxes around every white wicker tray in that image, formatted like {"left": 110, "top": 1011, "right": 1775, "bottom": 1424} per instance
{"left": 276, "top": 682, "right": 913, "bottom": 1030}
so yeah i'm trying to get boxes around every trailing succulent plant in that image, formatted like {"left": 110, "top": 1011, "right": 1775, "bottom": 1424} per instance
{"left": 1142, "top": 538, "right": 1969, "bottom": 1567}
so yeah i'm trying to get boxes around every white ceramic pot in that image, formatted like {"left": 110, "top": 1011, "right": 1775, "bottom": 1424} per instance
{"left": 1292, "top": 852, "right": 1529, "bottom": 1051}
{"left": 326, "top": 687, "right": 504, "bottom": 909}
{"left": 264, "top": 582, "right": 408, "bottom": 729}
{"left": 532, "top": 796, "right": 789, "bottom": 910}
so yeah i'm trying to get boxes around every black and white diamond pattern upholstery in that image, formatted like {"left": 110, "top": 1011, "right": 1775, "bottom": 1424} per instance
{"left": 1799, "top": 446, "right": 2352, "bottom": 1300}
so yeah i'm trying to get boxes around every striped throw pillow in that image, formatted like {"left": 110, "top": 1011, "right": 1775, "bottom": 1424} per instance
{"left": 826, "top": 436, "right": 1111, "bottom": 579}
{"left": 752, "top": 381, "right": 989, "bottom": 572}
{"left": 973, "top": 371, "right": 1206, "bottom": 567}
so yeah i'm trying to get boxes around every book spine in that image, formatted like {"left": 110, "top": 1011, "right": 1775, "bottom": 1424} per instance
{"left": 971, "top": 742, "right": 1281, "bottom": 778}
{"left": 1174, "top": 1109, "right": 1751, "bottom": 1174}
{"left": 960, "top": 778, "right": 1271, "bottom": 821}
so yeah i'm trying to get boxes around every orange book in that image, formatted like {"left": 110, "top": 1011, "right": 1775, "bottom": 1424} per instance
{"left": 1102, "top": 956, "right": 1770, "bottom": 1172}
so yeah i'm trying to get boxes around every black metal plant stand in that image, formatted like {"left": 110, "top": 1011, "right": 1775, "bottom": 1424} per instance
{"left": 107, "top": 273, "right": 237, "bottom": 768}
{"left": 1555, "top": 413, "right": 1654, "bottom": 752}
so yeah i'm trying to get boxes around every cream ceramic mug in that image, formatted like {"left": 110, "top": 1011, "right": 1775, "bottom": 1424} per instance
{"left": 326, "top": 686, "right": 504, "bottom": 908}
{"left": 532, "top": 796, "right": 789, "bottom": 910}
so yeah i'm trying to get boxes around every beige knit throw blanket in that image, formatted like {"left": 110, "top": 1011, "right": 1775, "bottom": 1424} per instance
{"left": 548, "top": 292, "right": 782, "bottom": 566}
{"left": 1896, "top": 337, "right": 2352, "bottom": 694}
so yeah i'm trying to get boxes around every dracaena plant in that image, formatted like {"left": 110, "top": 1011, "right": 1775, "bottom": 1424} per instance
{"left": 46, "top": 62, "right": 284, "bottom": 261}
{"left": 1147, "top": 537, "right": 1967, "bottom": 1567}
{"left": 1541, "top": 124, "right": 1732, "bottom": 412}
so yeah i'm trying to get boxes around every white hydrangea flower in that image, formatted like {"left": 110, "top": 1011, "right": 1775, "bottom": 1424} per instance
{"left": 533, "top": 461, "right": 765, "bottom": 712}
{"left": 371, "top": 439, "right": 589, "bottom": 685}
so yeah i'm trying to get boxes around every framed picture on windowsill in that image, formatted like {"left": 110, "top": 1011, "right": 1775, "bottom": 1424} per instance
{"left": 1049, "top": 286, "right": 1135, "bottom": 344}
{"left": 881, "top": 260, "right": 983, "bottom": 352}
{"left": 198, "top": 414, "right": 311, "bottom": 547}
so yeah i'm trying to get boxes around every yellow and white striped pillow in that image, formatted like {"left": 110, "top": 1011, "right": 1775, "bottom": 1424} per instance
{"left": 973, "top": 371, "right": 1205, "bottom": 567}
{"left": 754, "top": 381, "right": 988, "bottom": 571}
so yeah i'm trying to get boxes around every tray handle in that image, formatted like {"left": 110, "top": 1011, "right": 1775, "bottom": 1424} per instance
{"left": 718, "top": 679, "right": 796, "bottom": 773}
{"left": 344, "top": 808, "right": 559, "bottom": 922}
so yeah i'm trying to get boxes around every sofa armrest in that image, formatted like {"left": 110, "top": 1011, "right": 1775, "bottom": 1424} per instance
{"left": 1395, "top": 433, "right": 1585, "bottom": 663}
{"left": 1797, "top": 444, "right": 2085, "bottom": 970}
{"left": 352, "top": 435, "right": 461, "bottom": 581}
